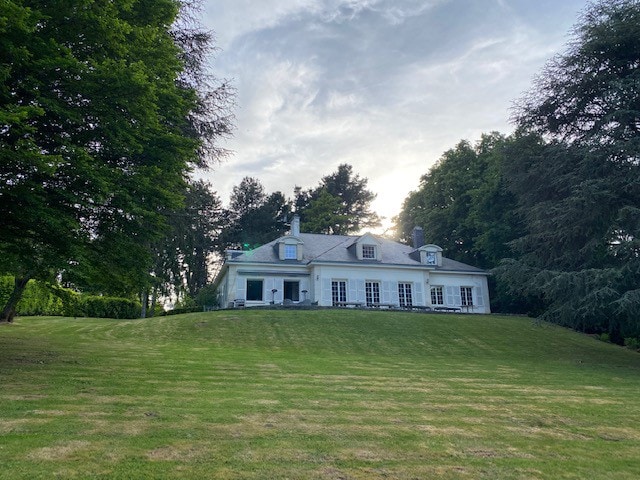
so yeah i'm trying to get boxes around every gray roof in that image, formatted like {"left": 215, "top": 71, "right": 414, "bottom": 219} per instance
{"left": 227, "top": 233, "right": 486, "bottom": 274}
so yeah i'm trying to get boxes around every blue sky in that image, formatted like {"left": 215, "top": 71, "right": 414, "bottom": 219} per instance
{"left": 200, "top": 0, "right": 590, "bottom": 232}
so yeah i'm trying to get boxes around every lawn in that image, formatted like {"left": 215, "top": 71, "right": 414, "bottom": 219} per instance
{"left": 1, "top": 309, "right": 639, "bottom": 479}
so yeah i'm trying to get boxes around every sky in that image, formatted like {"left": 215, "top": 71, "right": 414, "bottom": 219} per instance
{"left": 199, "top": 0, "right": 591, "bottom": 232}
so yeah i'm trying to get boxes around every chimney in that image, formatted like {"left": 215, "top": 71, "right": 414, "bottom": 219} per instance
{"left": 412, "top": 226, "right": 425, "bottom": 249}
{"left": 291, "top": 214, "right": 301, "bottom": 237}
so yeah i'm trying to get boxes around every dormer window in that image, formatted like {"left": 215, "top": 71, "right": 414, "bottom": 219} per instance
{"left": 417, "top": 244, "right": 443, "bottom": 267}
{"left": 362, "top": 245, "right": 376, "bottom": 259}
{"left": 277, "top": 236, "right": 304, "bottom": 261}
{"left": 353, "top": 233, "right": 382, "bottom": 261}
{"left": 284, "top": 244, "right": 297, "bottom": 260}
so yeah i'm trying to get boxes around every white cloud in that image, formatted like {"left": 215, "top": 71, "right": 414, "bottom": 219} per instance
{"left": 202, "top": 0, "right": 590, "bottom": 231}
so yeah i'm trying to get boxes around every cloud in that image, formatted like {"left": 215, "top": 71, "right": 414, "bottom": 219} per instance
{"left": 202, "top": 0, "right": 590, "bottom": 230}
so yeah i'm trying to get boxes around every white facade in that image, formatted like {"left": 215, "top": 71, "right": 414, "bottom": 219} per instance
{"left": 213, "top": 229, "right": 490, "bottom": 313}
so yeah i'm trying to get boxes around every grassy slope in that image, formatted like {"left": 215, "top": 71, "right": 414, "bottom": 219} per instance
{"left": 1, "top": 310, "right": 639, "bottom": 479}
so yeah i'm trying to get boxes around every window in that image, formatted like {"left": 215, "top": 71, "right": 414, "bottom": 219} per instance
{"left": 460, "top": 286, "right": 473, "bottom": 306}
{"left": 430, "top": 286, "right": 444, "bottom": 305}
{"left": 246, "top": 280, "right": 264, "bottom": 301}
{"left": 398, "top": 282, "right": 413, "bottom": 307}
{"left": 331, "top": 280, "right": 347, "bottom": 305}
{"left": 283, "top": 281, "right": 299, "bottom": 302}
{"left": 284, "top": 244, "right": 297, "bottom": 259}
{"left": 365, "top": 281, "right": 380, "bottom": 306}
{"left": 362, "top": 245, "right": 376, "bottom": 259}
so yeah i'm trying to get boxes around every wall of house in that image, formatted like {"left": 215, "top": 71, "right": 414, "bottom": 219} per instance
{"left": 221, "top": 264, "right": 311, "bottom": 307}
{"left": 311, "top": 264, "right": 429, "bottom": 307}
{"left": 219, "top": 263, "right": 490, "bottom": 313}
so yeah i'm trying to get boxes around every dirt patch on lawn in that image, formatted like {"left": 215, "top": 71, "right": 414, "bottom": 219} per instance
{"left": 27, "top": 440, "right": 92, "bottom": 461}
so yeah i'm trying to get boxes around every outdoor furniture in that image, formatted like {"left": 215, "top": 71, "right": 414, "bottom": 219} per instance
{"left": 369, "top": 303, "right": 396, "bottom": 309}
{"left": 334, "top": 301, "right": 364, "bottom": 308}
{"left": 433, "top": 306, "right": 461, "bottom": 313}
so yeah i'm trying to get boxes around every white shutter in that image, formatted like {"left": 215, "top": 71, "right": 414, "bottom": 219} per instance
{"left": 445, "top": 286, "right": 455, "bottom": 306}
{"left": 475, "top": 286, "right": 484, "bottom": 307}
{"left": 321, "top": 278, "right": 331, "bottom": 305}
{"left": 356, "top": 279, "right": 366, "bottom": 303}
{"left": 348, "top": 279, "right": 357, "bottom": 302}
{"left": 300, "top": 279, "right": 310, "bottom": 302}
{"left": 454, "top": 287, "right": 462, "bottom": 307}
{"left": 414, "top": 282, "right": 423, "bottom": 306}
{"left": 236, "top": 277, "right": 246, "bottom": 300}
{"left": 391, "top": 283, "right": 399, "bottom": 305}
{"left": 382, "top": 281, "right": 392, "bottom": 304}
{"left": 265, "top": 278, "right": 276, "bottom": 303}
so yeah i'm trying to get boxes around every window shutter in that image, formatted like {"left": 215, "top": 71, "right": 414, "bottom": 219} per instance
{"left": 264, "top": 278, "right": 275, "bottom": 303}
{"left": 356, "top": 279, "right": 366, "bottom": 303}
{"left": 321, "top": 278, "right": 331, "bottom": 305}
{"left": 348, "top": 279, "right": 357, "bottom": 302}
{"left": 475, "top": 286, "right": 484, "bottom": 307}
{"left": 454, "top": 287, "right": 462, "bottom": 306}
{"left": 414, "top": 282, "right": 423, "bottom": 306}
{"left": 390, "top": 282, "right": 399, "bottom": 305}
{"left": 236, "top": 277, "right": 246, "bottom": 300}
{"left": 382, "top": 281, "right": 392, "bottom": 304}
{"left": 445, "top": 286, "right": 455, "bottom": 306}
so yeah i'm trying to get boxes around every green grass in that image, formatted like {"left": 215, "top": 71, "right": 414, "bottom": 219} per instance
{"left": 1, "top": 310, "right": 639, "bottom": 479}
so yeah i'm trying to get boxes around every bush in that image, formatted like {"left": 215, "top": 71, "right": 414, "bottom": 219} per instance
{"left": 195, "top": 284, "right": 219, "bottom": 309}
{"left": 624, "top": 337, "right": 640, "bottom": 352}
{"left": 80, "top": 296, "right": 141, "bottom": 319}
{"left": 0, "top": 277, "right": 69, "bottom": 316}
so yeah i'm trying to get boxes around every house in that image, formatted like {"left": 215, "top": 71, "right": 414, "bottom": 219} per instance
{"left": 212, "top": 216, "right": 490, "bottom": 313}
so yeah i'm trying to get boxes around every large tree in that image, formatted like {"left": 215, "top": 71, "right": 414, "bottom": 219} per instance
{"left": 0, "top": 0, "right": 232, "bottom": 321}
{"left": 297, "top": 164, "right": 381, "bottom": 235}
{"left": 395, "top": 133, "right": 523, "bottom": 269}
{"left": 217, "top": 177, "right": 290, "bottom": 252}
{"left": 499, "top": 0, "right": 640, "bottom": 340}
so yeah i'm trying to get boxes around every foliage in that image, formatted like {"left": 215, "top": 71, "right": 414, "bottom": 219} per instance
{"left": 152, "top": 179, "right": 223, "bottom": 300}
{"left": 0, "top": 276, "right": 74, "bottom": 316}
{"left": 395, "top": 133, "right": 522, "bottom": 268}
{"left": 194, "top": 283, "right": 219, "bottom": 308}
{"left": 300, "top": 188, "right": 349, "bottom": 234}
{"left": 80, "top": 296, "right": 141, "bottom": 320}
{"left": 296, "top": 164, "right": 381, "bottom": 234}
{"left": 499, "top": 0, "right": 640, "bottom": 341}
{"left": 0, "top": 0, "right": 233, "bottom": 321}
{"left": 394, "top": 133, "right": 528, "bottom": 312}
{"left": 217, "top": 177, "right": 290, "bottom": 252}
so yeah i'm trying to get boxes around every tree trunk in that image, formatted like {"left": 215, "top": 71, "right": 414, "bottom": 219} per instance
{"left": 140, "top": 289, "right": 148, "bottom": 319}
{"left": 149, "top": 287, "right": 157, "bottom": 318}
{"left": 1, "top": 276, "right": 31, "bottom": 323}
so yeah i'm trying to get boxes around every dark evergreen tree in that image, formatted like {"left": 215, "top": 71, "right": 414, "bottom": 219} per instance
{"left": 297, "top": 164, "right": 380, "bottom": 235}
{"left": 499, "top": 0, "right": 640, "bottom": 340}
{"left": 217, "top": 177, "right": 290, "bottom": 252}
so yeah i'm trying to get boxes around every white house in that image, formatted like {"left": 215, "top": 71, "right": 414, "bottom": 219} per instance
{"left": 212, "top": 216, "right": 490, "bottom": 313}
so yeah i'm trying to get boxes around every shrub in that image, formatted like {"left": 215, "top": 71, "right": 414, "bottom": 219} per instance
{"left": 80, "top": 296, "right": 141, "bottom": 319}
{"left": 624, "top": 337, "right": 640, "bottom": 352}
{"left": 0, "top": 277, "right": 69, "bottom": 316}
{"left": 195, "top": 284, "right": 219, "bottom": 309}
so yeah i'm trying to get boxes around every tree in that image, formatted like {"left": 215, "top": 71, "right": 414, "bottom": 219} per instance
{"left": 499, "top": 0, "right": 640, "bottom": 340}
{"left": 301, "top": 189, "right": 349, "bottom": 235}
{"left": 394, "top": 133, "right": 529, "bottom": 313}
{"left": 0, "top": 0, "right": 233, "bottom": 321}
{"left": 297, "top": 164, "right": 381, "bottom": 234}
{"left": 145, "top": 180, "right": 223, "bottom": 312}
{"left": 217, "top": 177, "right": 290, "bottom": 252}
{"left": 395, "top": 133, "right": 523, "bottom": 269}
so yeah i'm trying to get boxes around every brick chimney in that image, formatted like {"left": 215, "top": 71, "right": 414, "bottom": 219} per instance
{"left": 412, "top": 226, "right": 425, "bottom": 249}
{"left": 291, "top": 214, "right": 301, "bottom": 237}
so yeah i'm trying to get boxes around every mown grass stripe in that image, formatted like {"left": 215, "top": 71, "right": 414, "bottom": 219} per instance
{"left": 1, "top": 311, "right": 639, "bottom": 479}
